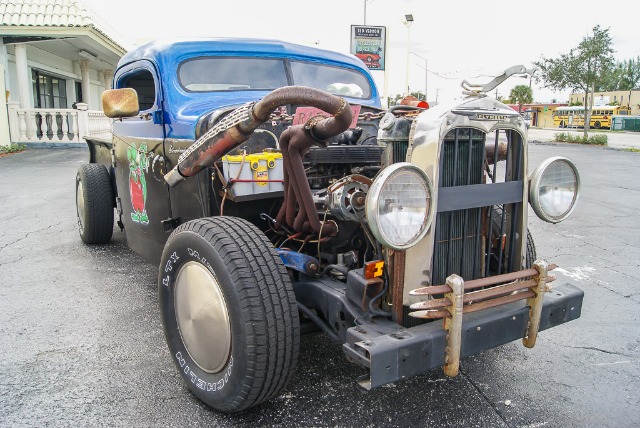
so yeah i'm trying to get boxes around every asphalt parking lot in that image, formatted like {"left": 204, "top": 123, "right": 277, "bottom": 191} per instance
{"left": 0, "top": 142, "right": 639, "bottom": 427}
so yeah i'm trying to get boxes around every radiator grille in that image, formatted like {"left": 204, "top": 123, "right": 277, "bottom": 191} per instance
{"left": 431, "top": 128, "right": 524, "bottom": 286}
{"left": 392, "top": 141, "right": 409, "bottom": 164}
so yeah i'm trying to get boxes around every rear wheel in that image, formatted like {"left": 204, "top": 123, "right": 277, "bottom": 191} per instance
{"left": 158, "top": 216, "right": 300, "bottom": 413}
{"left": 594, "top": 121, "right": 601, "bottom": 129}
{"left": 75, "top": 164, "right": 114, "bottom": 244}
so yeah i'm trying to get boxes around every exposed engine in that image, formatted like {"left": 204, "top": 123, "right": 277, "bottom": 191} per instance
{"left": 172, "top": 88, "right": 388, "bottom": 276}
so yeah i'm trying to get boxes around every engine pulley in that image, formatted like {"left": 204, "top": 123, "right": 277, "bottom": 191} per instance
{"left": 326, "top": 175, "right": 372, "bottom": 221}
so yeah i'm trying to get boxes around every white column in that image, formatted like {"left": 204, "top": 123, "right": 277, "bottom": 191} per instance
{"left": 14, "top": 44, "right": 31, "bottom": 109}
{"left": 0, "top": 36, "right": 11, "bottom": 98}
{"left": 103, "top": 69, "right": 114, "bottom": 90}
{"left": 0, "top": 59, "right": 10, "bottom": 146}
{"left": 79, "top": 60, "right": 91, "bottom": 106}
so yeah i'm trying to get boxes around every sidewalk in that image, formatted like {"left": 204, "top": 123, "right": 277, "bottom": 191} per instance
{"left": 528, "top": 127, "right": 640, "bottom": 149}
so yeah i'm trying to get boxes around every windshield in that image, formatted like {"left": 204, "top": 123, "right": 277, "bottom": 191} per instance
{"left": 178, "top": 57, "right": 371, "bottom": 99}
{"left": 290, "top": 61, "right": 370, "bottom": 99}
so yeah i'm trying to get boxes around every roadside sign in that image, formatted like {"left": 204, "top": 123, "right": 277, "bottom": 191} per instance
{"left": 350, "top": 25, "right": 386, "bottom": 70}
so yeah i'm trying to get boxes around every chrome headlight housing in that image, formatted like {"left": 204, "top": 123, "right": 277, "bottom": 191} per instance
{"left": 366, "top": 163, "right": 434, "bottom": 250}
{"left": 529, "top": 156, "right": 580, "bottom": 223}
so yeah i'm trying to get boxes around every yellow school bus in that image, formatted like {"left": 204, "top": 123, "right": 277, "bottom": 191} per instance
{"left": 554, "top": 105, "right": 630, "bottom": 129}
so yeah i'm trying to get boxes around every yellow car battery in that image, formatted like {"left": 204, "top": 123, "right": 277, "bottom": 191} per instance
{"left": 222, "top": 152, "right": 284, "bottom": 196}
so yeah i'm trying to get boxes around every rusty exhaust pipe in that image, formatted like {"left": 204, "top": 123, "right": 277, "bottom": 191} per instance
{"left": 164, "top": 86, "right": 352, "bottom": 187}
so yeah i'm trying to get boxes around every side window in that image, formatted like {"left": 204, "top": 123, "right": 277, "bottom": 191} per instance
{"left": 119, "top": 69, "right": 156, "bottom": 111}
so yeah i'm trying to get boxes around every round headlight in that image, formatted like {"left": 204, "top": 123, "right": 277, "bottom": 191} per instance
{"left": 529, "top": 156, "right": 580, "bottom": 223}
{"left": 366, "top": 163, "right": 434, "bottom": 250}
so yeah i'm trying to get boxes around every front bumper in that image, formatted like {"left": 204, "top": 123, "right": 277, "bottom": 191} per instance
{"left": 343, "top": 283, "right": 583, "bottom": 389}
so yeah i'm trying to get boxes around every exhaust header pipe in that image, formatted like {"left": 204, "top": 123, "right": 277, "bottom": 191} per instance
{"left": 164, "top": 86, "right": 352, "bottom": 187}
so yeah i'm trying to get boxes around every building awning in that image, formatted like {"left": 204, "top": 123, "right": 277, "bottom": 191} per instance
{"left": 1, "top": 0, "right": 129, "bottom": 70}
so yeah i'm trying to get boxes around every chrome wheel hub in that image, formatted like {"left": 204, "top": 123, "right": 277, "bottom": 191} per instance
{"left": 174, "top": 261, "right": 231, "bottom": 373}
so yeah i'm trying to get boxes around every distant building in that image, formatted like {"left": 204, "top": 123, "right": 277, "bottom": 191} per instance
{"left": 569, "top": 90, "right": 640, "bottom": 115}
{"left": 0, "top": 0, "right": 129, "bottom": 145}
{"left": 507, "top": 103, "right": 568, "bottom": 128}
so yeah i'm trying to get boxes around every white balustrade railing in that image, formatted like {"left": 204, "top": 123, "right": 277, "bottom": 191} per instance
{"left": 7, "top": 102, "right": 113, "bottom": 144}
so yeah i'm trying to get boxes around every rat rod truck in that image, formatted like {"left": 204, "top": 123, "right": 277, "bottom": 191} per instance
{"left": 76, "top": 38, "right": 583, "bottom": 413}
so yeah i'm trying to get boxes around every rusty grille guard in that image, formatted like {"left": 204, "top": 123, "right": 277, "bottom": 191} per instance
{"left": 339, "top": 260, "right": 583, "bottom": 390}
{"left": 408, "top": 260, "right": 555, "bottom": 376}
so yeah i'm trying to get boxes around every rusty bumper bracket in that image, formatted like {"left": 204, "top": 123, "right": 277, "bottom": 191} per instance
{"left": 342, "top": 281, "right": 582, "bottom": 390}
{"left": 406, "top": 261, "right": 552, "bottom": 377}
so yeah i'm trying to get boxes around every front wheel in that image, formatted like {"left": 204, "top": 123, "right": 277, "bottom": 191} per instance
{"left": 594, "top": 121, "right": 601, "bottom": 129}
{"left": 491, "top": 209, "right": 536, "bottom": 270}
{"left": 525, "top": 229, "right": 537, "bottom": 268}
{"left": 158, "top": 217, "right": 300, "bottom": 413}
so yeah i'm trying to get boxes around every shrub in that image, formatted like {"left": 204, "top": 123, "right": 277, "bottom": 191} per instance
{"left": 0, "top": 144, "right": 26, "bottom": 156}
{"left": 587, "top": 134, "right": 608, "bottom": 145}
{"left": 553, "top": 133, "right": 607, "bottom": 146}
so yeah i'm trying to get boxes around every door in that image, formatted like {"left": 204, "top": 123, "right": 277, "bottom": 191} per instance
{"left": 112, "top": 61, "right": 173, "bottom": 264}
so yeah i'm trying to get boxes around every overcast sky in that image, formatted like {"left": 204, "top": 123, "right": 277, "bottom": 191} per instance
{"left": 83, "top": 0, "right": 640, "bottom": 104}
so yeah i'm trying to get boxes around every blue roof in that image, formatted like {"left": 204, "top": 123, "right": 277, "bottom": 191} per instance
{"left": 116, "top": 38, "right": 381, "bottom": 139}
{"left": 119, "top": 38, "right": 370, "bottom": 70}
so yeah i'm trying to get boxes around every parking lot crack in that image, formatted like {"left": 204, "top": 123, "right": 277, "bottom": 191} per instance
{"left": 568, "top": 346, "right": 633, "bottom": 357}
{"left": 0, "top": 221, "right": 63, "bottom": 253}
{"left": 459, "top": 368, "right": 510, "bottom": 427}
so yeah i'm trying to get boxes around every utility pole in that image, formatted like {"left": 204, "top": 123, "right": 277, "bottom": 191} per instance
{"left": 410, "top": 51, "right": 428, "bottom": 101}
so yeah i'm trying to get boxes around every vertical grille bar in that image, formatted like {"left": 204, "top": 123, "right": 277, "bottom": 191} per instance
{"left": 458, "top": 131, "right": 474, "bottom": 275}
{"left": 473, "top": 205, "right": 482, "bottom": 278}
{"left": 445, "top": 130, "right": 461, "bottom": 277}
{"left": 484, "top": 131, "right": 500, "bottom": 276}
{"left": 496, "top": 133, "right": 510, "bottom": 275}
{"left": 507, "top": 132, "right": 524, "bottom": 272}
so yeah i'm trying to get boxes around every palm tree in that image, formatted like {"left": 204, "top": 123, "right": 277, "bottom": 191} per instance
{"left": 509, "top": 85, "right": 533, "bottom": 113}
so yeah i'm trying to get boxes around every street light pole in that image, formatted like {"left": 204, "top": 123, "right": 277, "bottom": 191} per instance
{"left": 364, "top": 0, "right": 375, "bottom": 25}
{"left": 404, "top": 14, "right": 414, "bottom": 96}
{"left": 364, "top": 0, "right": 367, "bottom": 24}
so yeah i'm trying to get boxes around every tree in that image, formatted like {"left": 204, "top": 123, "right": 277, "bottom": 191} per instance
{"left": 617, "top": 56, "right": 640, "bottom": 90}
{"left": 535, "top": 25, "right": 615, "bottom": 136}
{"left": 598, "top": 56, "right": 640, "bottom": 91}
{"left": 509, "top": 85, "right": 533, "bottom": 113}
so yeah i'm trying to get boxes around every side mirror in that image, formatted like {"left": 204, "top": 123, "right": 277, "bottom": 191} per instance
{"left": 102, "top": 88, "right": 139, "bottom": 118}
